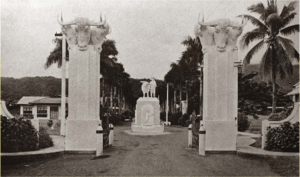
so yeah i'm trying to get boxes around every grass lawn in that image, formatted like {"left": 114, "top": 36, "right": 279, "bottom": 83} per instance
{"left": 246, "top": 115, "right": 269, "bottom": 134}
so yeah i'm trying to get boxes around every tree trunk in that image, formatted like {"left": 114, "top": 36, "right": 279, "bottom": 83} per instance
{"left": 179, "top": 85, "right": 182, "bottom": 112}
{"left": 102, "top": 79, "right": 105, "bottom": 106}
{"left": 186, "top": 81, "right": 188, "bottom": 113}
{"left": 174, "top": 88, "right": 176, "bottom": 113}
{"left": 271, "top": 45, "right": 277, "bottom": 115}
{"left": 110, "top": 86, "right": 113, "bottom": 109}
{"left": 118, "top": 89, "right": 121, "bottom": 115}
{"left": 114, "top": 87, "right": 116, "bottom": 112}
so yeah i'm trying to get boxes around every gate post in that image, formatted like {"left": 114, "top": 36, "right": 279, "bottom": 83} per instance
{"left": 188, "top": 124, "right": 192, "bottom": 147}
{"left": 96, "top": 124, "right": 103, "bottom": 156}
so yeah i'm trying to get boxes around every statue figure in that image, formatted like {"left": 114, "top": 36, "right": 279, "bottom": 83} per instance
{"left": 195, "top": 13, "right": 247, "bottom": 52}
{"left": 149, "top": 77, "right": 157, "bottom": 97}
{"left": 141, "top": 81, "right": 151, "bottom": 97}
{"left": 57, "top": 13, "right": 108, "bottom": 51}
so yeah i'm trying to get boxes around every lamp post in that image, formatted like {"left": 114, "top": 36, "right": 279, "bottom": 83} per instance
{"left": 55, "top": 31, "right": 66, "bottom": 136}
{"left": 198, "top": 62, "right": 204, "bottom": 117}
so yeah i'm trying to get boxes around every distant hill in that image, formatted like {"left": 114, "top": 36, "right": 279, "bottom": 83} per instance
{"left": 1, "top": 76, "right": 62, "bottom": 104}
{"left": 1, "top": 76, "right": 164, "bottom": 105}
{"left": 243, "top": 64, "right": 299, "bottom": 93}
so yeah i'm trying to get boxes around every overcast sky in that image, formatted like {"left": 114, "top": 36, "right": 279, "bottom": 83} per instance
{"left": 1, "top": 0, "right": 299, "bottom": 80}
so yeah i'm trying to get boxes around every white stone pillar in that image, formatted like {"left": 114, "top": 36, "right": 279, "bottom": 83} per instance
{"left": 47, "top": 106, "right": 50, "bottom": 119}
{"left": 20, "top": 106, "right": 24, "bottom": 117}
{"left": 66, "top": 45, "right": 101, "bottom": 151}
{"left": 32, "top": 106, "right": 37, "bottom": 119}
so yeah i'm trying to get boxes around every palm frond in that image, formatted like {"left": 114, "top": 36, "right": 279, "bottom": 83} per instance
{"left": 243, "top": 40, "right": 265, "bottom": 65}
{"left": 280, "top": 1, "right": 297, "bottom": 18}
{"left": 280, "top": 24, "right": 299, "bottom": 36}
{"left": 259, "top": 46, "right": 273, "bottom": 80}
{"left": 293, "top": 48, "right": 299, "bottom": 61}
{"left": 276, "top": 36, "right": 296, "bottom": 60}
{"left": 238, "top": 14, "right": 268, "bottom": 31}
{"left": 282, "top": 12, "right": 297, "bottom": 28}
{"left": 181, "top": 36, "right": 194, "bottom": 46}
{"left": 240, "top": 30, "right": 267, "bottom": 49}
{"left": 247, "top": 2, "right": 267, "bottom": 21}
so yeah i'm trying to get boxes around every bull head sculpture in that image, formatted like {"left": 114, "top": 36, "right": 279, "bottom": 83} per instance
{"left": 90, "top": 14, "right": 111, "bottom": 53}
{"left": 197, "top": 14, "right": 247, "bottom": 52}
{"left": 57, "top": 13, "right": 106, "bottom": 51}
{"left": 194, "top": 13, "right": 215, "bottom": 53}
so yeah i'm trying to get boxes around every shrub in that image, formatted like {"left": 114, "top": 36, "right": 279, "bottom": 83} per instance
{"left": 160, "top": 112, "right": 173, "bottom": 122}
{"left": 178, "top": 113, "right": 190, "bottom": 127}
{"left": 168, "top": 112, "right": 182, "bottom": 125}
{"left": 268, "top": 107, "right": 293, "bottom": 121}
{"left": 238, "top": 112, "right": 250, "bottom": 132}
{"left": 265, "top": 122, "right": 299, "bottom": 152}
{"left": 47, "top": 120, "right": 53, "bottom": 128}
{"left": 38, "top": 127, "right": 54, "bottom": 149}
{"left": 1, "top": 116, "right": 39, "bottom": 152}
{"left": 109, "top": 112, "right": 121, "bottom": 125}
{"left": 122, "top": 110, "right": 134, "bottom": 120}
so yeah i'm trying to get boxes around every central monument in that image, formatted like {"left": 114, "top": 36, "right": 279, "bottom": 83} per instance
{"left": 57, "top": 13, "right": 111, "bottom": 151}
{"left": 132, "top": 78, "right": 164, "bottom": 132}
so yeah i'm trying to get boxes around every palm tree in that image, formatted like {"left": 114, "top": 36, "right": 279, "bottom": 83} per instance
{"left": 239, "top": 0, "right": 299, "bottom": 114}
{"left": 46, "top": 39, "right": 117, "bottom": 71}
{"left": 179, "top": 36, "right": 203, "bottom": 114}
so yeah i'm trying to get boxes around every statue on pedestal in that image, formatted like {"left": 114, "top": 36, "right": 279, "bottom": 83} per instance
{"left": 140, "top": 78, "right": 157, "bottom": 98}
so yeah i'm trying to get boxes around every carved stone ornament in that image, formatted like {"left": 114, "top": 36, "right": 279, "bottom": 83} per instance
{"left": 57, "top": 13, "right": 111, "bottom": 53}
{"left": 194, "top": 13, "right": 247, "bottom": 53}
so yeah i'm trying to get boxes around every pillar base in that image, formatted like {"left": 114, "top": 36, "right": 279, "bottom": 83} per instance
{"left": 66, "top": 119, "right": 101, "bottom": 151}
{"left": 131, "top": 124, "right": 164, "bottom": 133}
{"left": 203, "top": 120, "right": 237, "bottom": 151}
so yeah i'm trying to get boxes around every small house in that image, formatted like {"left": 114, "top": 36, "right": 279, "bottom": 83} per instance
{"left": 17, "top": 96, "right": 68, "bottom": 120}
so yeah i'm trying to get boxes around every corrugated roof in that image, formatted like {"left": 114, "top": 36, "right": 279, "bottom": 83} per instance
{"left": 29, "top": 97, "right": 68, "bottom": 105}
{"left": 17, "top": 96, "right": 47, "bottom": 105}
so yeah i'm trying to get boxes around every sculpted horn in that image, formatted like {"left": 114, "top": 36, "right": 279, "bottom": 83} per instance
{"left": 230, "top": 15, "right": 248, "bottom": 28}
{"left": 198, "top": 12, "right": 204, "bottom": 24}
{"left": 57, "top": 12, "right": 76, "bottom": 26}
{"left": 88, "top": 13, "right": 106, "bottom": 26}
{"left": 108, "top": 24, "right": 112, "bottom": 34}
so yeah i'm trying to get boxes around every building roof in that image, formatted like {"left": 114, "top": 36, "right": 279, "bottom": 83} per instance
{"left": 17, "top": 96, "right": 47, "bottom": 105}
{"left": 29, "top": 97, "right": 68, "bottom": 105}
{"left": 287, "top": 82, "right": 299, "bottom": 96}
{"left": 287, "top": 88, "right": 299, "bottom": 96}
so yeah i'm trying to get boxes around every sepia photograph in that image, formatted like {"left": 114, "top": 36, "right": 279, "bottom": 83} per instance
{"left": 1, "top": 0, "right": 299, "bottom": 176}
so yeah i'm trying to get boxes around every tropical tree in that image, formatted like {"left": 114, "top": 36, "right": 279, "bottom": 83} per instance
{"left": 179, "top": 36, "right": 203, "bottom": 114}
{"left": 239, "top": 0, "right": 299, "bottom": 114}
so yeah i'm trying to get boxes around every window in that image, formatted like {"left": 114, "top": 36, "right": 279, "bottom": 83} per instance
{"left": 37, "top": 106, "right": 47, "bottom": 118}
{"left": 23, "top": 106, "right": 33, "bottom": 119}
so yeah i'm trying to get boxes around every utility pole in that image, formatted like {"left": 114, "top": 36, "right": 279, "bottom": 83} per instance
{"left": 55, "top": 30, "right": 66, "bottom": 136}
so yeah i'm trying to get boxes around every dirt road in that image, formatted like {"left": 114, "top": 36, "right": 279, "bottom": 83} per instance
{"left": 1, "top": 123, "right": 282, "bottom": 176}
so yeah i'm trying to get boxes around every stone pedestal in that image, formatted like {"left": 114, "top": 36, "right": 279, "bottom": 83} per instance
{"left": 131, "top": 97, "right": 164, "bottom": 132}
{"left": 66, "top": 45, "right": 100, "bottom": 151}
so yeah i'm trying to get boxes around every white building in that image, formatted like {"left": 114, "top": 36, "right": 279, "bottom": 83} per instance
{"left": 17, "top": 96, "right": 68, "bottom": 120}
